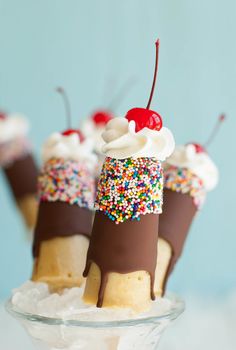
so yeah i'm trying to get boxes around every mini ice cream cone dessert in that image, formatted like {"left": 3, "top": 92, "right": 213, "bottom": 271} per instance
{"left": 82, "top": 109, "right": 113, "bottom": 180}
{"left": 0, "top": 111, "right": 38, "bottom": 231}
{"left": 83, "top": 40, "right": 175, "bottom": 312}
{"left": 32, "top": 88, "right": 97, "bottom": 291}
{"left": 82, "top": 109, "right": 114, "bottom": 154}
{"left": 81, "top": 78, "right": 135, "bottom": 179}
{"left": 154, "top": 115, "right": 225, "bottom": 297}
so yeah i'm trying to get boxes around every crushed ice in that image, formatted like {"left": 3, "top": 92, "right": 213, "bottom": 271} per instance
{"left": 11, "top": 281, "right": 173, "bottom": 321}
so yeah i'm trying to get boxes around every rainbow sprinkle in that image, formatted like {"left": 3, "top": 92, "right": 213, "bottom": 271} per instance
{"left": 38, "top": 158, "right": 95, "bottom": 210}
{"left": 95, "top": 157, "right": 163, "bottom": 224}
{"left": 164, "top": 164, "right": 206, "bottom": 209}
{"left": 0, "top": 137, "right": 31, "bottom": 167}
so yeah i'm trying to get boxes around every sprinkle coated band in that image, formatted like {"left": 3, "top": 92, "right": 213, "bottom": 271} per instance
{"left": 0, "top": 137, "right": 31, "bottom": 167}
{"left": 164, "top": 165, "right": 206, "bottom": 209}
{"left": 38, "top": 158, "right": 95, "bottom": 210}
{"left": 95, "top": 157, "right": 163, "bottom": 224}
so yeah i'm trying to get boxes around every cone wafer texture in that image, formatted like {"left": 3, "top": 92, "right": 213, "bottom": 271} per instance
{"left": 17, "top": 194, "right": 38, "bottom": 231}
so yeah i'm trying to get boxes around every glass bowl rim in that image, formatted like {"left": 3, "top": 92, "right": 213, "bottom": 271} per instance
{"left": 5, "top": 292, "right": 184, "bottom": 328}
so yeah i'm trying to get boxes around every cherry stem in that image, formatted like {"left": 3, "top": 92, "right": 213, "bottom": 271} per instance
{"left": 56, "top": 87, "right": 72, "bottom": 129}
{"left": 204, "top": 114, "right": 226, "bottom": 148}
{"left": 108, "top": 77, "right": 136, "bottom": 110}
{"left": 146, "top": 39, "right": 160, "bottom": 110}
{"left": 101, "top": 77, "right": 117, "bottom": 106}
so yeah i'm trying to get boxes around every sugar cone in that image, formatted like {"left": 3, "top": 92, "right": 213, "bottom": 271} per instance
{"left": 83, "top": 262, "right": 152, "bottom": 312}
{"left": 17, "top": 194, "right": 38, "bottom": 231}
{"left": 83, "top": 211, "right": 159, "bottom": 312}
{"left": 32, "top": 154, "right": 95, "bottom": 292}
{"left": 155, "top": 189, "right": 197, "bottom": 294}
{"left": 154, "top": 238, "right": 172, "bottom": 297}
{"left": 32, "top": 235, "right": 89, "bottom": 291}
{"left": 3, "top": 153, "right": 38, "bottom": 232}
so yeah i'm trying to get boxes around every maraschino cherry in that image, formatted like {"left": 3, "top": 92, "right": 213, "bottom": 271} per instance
{"left": 190, "top": 143, "right": 206, "bottom": 154}
{"left": 188, "top": 114, "right": 226, "bottom": 153}
{"left": 125, "top": 39, "right": 163, "bottom": 132}
{"left": 0, "top": 111, "right": 6, "bottom": 120}
{"left": 56, "top": 87, "right": 85, "bottom": 142}
{"left": 91, "top": 110, "right": 113, "bottom": 126}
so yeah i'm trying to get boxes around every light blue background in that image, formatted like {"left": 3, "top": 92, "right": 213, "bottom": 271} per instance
{"left": 0, "top": 0, "right": 235, "bottom": 299}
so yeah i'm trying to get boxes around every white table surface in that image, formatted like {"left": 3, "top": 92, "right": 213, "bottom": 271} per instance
{"left": 1, "top": 294, "right": 236, "bottom": 350}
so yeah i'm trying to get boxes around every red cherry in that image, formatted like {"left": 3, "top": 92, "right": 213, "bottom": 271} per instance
{"left": 188, "top": 143, "right": 206, "bottom": 153}
{"left": 62, "top": 129, "right": 85, "bottom": 142}
{"left": 0, "top": 111, "right": 7, "bottom": 120}
{"left": 91, "top": 110, "right": 113, "bottom": 125}
{"left": 126, "top": 108, "right": 162, "bottom": 132}
{"left": 219, "top": 114, "right": 226, "bottom": 122}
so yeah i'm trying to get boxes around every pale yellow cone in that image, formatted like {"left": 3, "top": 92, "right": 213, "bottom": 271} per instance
{"left": 17, "top": 194, "right": 38, "bottom": 231}
{"left": 32, "top": 235, "right": 89, "bottom": 291}
{"left": 154, "top": 238, "right": 172, "bottom": 297}
{"left": 105, "top": 337, "right": 119, "bottom": 350}
{"left": 83, "top": 262, "right": 152, "bottom": 312}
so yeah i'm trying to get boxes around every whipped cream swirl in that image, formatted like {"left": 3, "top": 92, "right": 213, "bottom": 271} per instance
{"left": 0, "top": 114, "right": 29, "bottom": 144}
{"left": 166, "top": 144, "right": 219, "bottom": 191}
{"left": 42, "top": 132, "right": 97, "bottom": 172}
{"left": 101, "top": 117, "right": 175, "bottom": 160}
{"left": 81, "top": 119, "right": 105, "bottom": 154}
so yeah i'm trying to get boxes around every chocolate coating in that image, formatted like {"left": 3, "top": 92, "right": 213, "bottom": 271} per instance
{"left": 33, "top": 201, "right": 93, "bottom": 257}
{"left": 159, "top": 189, "right": 197, "bottom": 289}
{"left": 3, "top": 154, "right": 38, "bottom": 199}
{"left": 84, "top": 211, "right": 159, "bottom": 307}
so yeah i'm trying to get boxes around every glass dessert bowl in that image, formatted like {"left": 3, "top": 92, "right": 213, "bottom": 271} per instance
{"left": 6, "top": 292, "right": 184, "bottom": 350}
